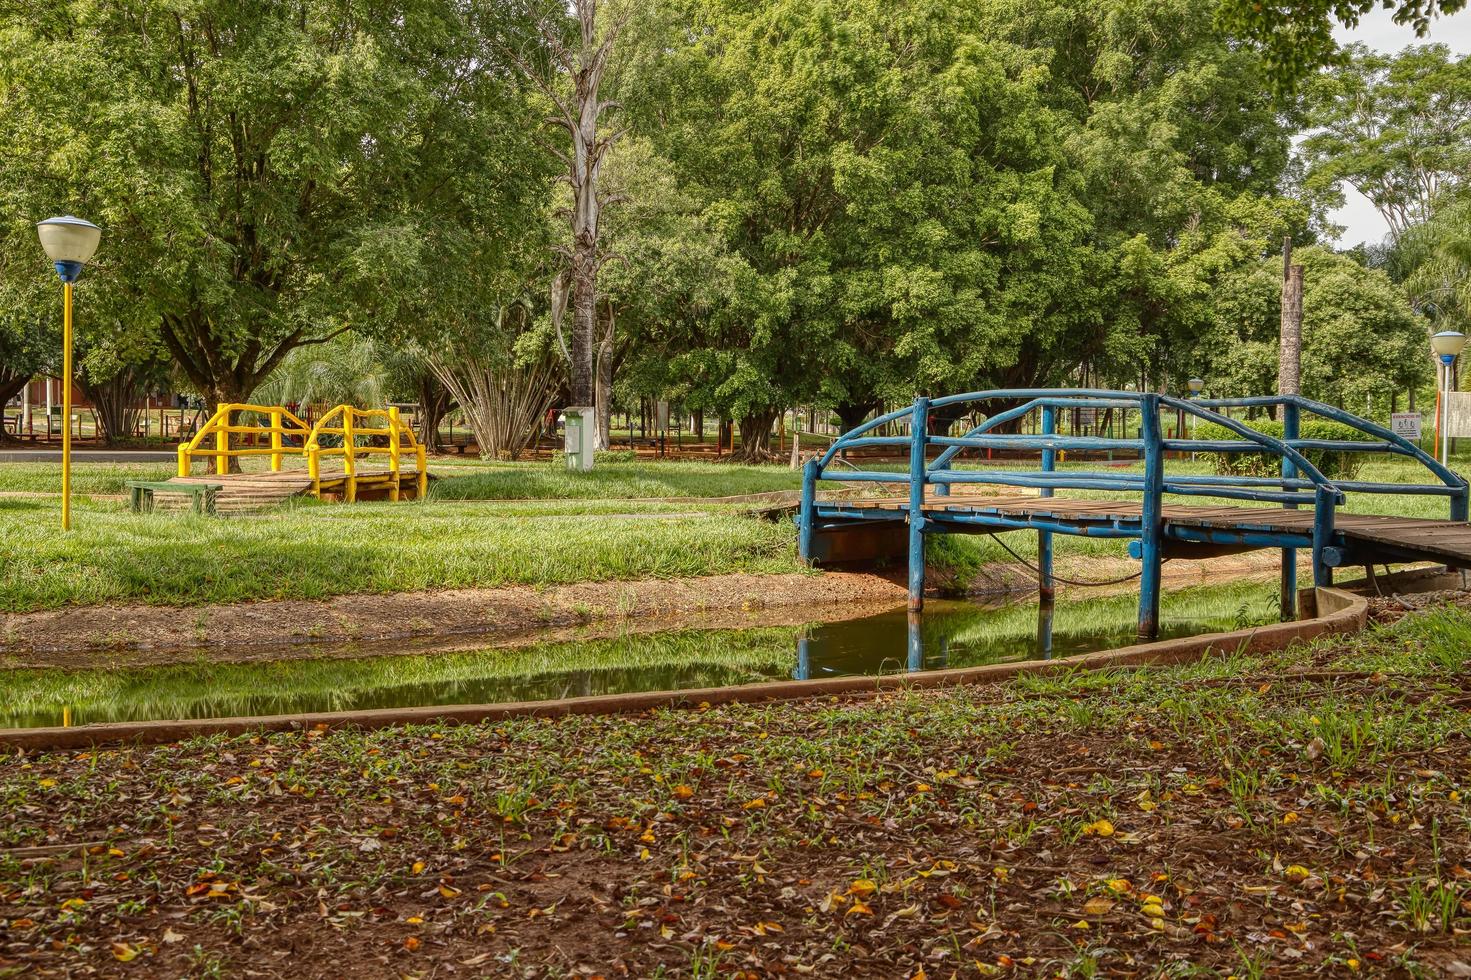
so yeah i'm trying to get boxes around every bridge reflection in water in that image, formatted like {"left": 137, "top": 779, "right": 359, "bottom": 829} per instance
{"left": 790, "top": 593, "right": 1256, "bottom": 681}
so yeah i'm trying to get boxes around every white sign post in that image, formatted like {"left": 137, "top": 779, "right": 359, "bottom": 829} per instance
{"left": 1390, "top": 412, "right": 1422, "bottom": 443}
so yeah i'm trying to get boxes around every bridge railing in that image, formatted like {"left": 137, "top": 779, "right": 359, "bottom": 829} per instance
{"left": 305, "top": 405, "right": 427, "bottom": 502}
{"left": 800, "top": 390, "right": 1469, "bottom": 621}
{"left": 177, "top": 404, "right": 312, "bottom": 476}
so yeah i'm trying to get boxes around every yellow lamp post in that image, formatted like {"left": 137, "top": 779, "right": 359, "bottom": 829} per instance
{"left": 36, "top": 215, "right": 102, "bottom": 531}
{"left": 1432, "top": 330, "right": 1468, "bottom": 466}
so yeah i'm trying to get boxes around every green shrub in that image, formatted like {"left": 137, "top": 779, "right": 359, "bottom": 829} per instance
{"left": 1194, "top": 418, "right": 1370, "bottom": 481}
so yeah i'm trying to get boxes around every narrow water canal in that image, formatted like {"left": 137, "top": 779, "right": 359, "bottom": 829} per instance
{"left": 0, "top": 580, "right": 1278, "bottom": 729}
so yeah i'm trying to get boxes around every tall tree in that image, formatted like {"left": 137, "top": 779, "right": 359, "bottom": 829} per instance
{"left": 1215, "top": 0, "right": 1467, "bottom": 90}
{"left": 1402, "top": 192, "right": 1471, "bottom": 327}
{"left": 1299, "top": 43, "right": 1471, "bottom": 240}
{"left": 1207, "top": 246, "right": 1430, "bottom": 407}
{"left": 0, "top": 0, "right": 546, "bottom": 418}
{"left": 505, "top": 0, "right": 630, "bottom": 440}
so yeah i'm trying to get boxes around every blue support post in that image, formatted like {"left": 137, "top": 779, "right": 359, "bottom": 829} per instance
{"left": 1039, "top": 404, "right": 1056, "bottom": 604}
{"left": 908, "top": 397, "right": 930, "bottom": 611}
{"left": 1137, "top": 394, "right": 1165, "bottom": 639}
{"left": 1454, "top": 486, "right": 1469, "bottom": 523}
{"left": 1312, "top": 484, "right": 1336, "bottom": 587}
{"left": 798, "top": 458, "right": 817, "bottom": 563}
{"left": 907, "top": 612, "right": 923, "bottom": 672}
{"left": 1036, "top": 599, "right": 1054, "bottom": 660}
{"left": 1280, "top": 402, "right": 1299, "bottom": 620}
{"left": 794, "top": 635, "right": 810, "bottom": 681}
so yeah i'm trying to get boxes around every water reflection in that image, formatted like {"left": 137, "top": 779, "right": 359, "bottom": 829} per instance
{"left": 6, "top": 582, "right": 1276, "bottom": 730}
{"left": 795, "top": 600, "right": 1056, "bottom": 679}
{"left": 792, "top": 592, "right": 1241, "bottom": 681}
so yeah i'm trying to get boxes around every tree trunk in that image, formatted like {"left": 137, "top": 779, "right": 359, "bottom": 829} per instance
{"left": 570, "top": 242, "right": 597, "bottom": 408}
{"left": 692, "top": 408, "right": 704, "bottom": 441}
{"left": 79, "top": 371, "right": 146, "bottom": 446}
{"left": 835, "top": 400, "right": 879, "bottom": 436}
{"left": 533, "top": 0, "right": 628, "bottom": 413}
{"left": 593, "top": 304, "right": 614, "bottom": 449}
{"left": 733, "top": 408, "right": 780, "bottom": 463}
{"left": 1279, "top": 238, "right": 1304, "bottom": 397}
{"left": 416, "top": 373, "right": 452, "bottom": 453}
{"left": 185, "top": 381, "right": 251, "bottom": 473}
{"left": 0, "top": 372, "right": 27, "bottom": 446}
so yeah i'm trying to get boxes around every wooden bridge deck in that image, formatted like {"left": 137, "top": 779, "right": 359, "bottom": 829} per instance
{"left": 163, "top": 468, "right": 426, "bottom": 512}
{"left": 817, "top": 492, "right": 1471, "bottom": 570}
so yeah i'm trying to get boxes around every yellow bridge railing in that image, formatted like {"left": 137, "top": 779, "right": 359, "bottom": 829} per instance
{"left": 305, "top": 405, "right": 427, "bottom": 502}
{"left": 177, "top": 404, "right": 311, "bottom": 476}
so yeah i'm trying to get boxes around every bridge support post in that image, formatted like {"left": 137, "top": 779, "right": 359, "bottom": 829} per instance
{"left": 1039, "top": 404, "right": 1056, "bottom": 603}
{"left": 1137, "top": 394, "right": 1164, "bottom": 640}
{"left": 1312, "top": 485, "right": 1335, "bottom": 587}
{"left": 1280, "top": 403, "right": 1299, "bottom": 620}
{"left": 907, "top": 611, "right": 923, "bottom": 671}
{"left": 798, "top": 459, "right": 818, "bottom": 563}
{"left": 1037, "top": 599, "right": 1054, "bottom": 660}
{"left": 907, "top": 397, "right": 930, "bottom": 611}
{"left": 215, "top": 404, "right": 231, "bottom": 476}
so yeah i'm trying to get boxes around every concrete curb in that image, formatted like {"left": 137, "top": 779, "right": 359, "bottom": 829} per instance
{"left": 1, "top": 587, "right": 1367, "bottom": 752}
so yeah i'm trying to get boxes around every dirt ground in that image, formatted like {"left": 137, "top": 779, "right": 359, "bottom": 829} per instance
{"left": 0, "top": 572, "right": 906, "bottom": 670}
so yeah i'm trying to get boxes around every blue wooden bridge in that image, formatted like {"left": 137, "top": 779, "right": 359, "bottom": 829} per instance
{"left": 797, "top": 390, "right": 1471, "bottom": 638}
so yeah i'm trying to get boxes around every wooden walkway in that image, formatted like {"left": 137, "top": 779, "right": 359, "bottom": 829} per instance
{"left": 820, "top": 492, "right": 1471, "bottom": 570}
{"left": 163, "top": 468, "right": 426, "bottom": 513}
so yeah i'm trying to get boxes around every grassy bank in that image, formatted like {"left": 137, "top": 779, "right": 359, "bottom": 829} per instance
{"left": 0, "top": 627, "right": 803, "bottom": 728}
{"left": 0, "top": 579, "right": 1278, "bottom": 726}
{"left": 0, "top": 461, "right": 175, "bottom": 495}
{"left": 429, "top": 458, "right": 802, "bottom": 500}
{"left": 0, "top": 496, "right": 800, "bottom": 611}
{"left": 2, "top": 600, "right": 1468, "bottom": 974}
{"left": 0, "top": 454, "right": 1464, "bottom": 611}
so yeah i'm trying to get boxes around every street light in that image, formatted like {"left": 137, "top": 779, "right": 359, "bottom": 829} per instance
{"left": 1187, "top": 377, "right": 1204, "bottom": 396}
{"left": 36, "top": 215, "right": 102, "bottom": 531}
{"left": 1432, "top": 330, "right": 1467, "bottom": 467}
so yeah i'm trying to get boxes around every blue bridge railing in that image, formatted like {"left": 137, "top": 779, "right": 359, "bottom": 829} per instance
{"left": 798, "top": 389, "right": 1468, "bottom": 637}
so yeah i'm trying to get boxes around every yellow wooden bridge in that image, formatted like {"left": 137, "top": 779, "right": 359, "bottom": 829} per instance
{"left": 157, "top": 403, "right": 429, "bottom": 512}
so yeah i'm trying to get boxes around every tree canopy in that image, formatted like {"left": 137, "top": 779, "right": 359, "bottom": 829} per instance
{"left": 0, "top": 0, "right": 1452, "bottom": 453}
{"left": 0, "top": 0, "right": 550, "bottom": 411}
{"left": 1216, "top": 0, "right": 1468, "bottom": 90}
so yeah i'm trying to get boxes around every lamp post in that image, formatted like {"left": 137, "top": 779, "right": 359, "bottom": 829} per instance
{"left": 1431, "top": 330, "right": 1467, "bottom": 467}
{"left": 1186, "top": 377, "right": 1204, "bottom": 442}
{"left": 36, "top": 215, "right": 102, "bottom": 531}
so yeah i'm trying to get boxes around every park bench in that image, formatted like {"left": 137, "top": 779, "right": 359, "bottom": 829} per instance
{"left": 126, "top": 480, "right": 222, "bottom": 515}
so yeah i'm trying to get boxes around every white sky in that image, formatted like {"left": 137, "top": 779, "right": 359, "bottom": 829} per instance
{"left": 1326, "top": 8, "right": 1471, "bottom": 246}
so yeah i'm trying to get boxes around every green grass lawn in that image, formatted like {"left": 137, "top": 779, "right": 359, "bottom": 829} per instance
{"left": 0, "top": 495, "right": 801, "bottom": 612}
{"left": 429, "top": 459, "right": 802, "bottom": 500}
{"left": 0, "top": 452, "right": 1466, "bottom": 612}
{"left": 0, "top": 461, "right": 177, "bottom": 495}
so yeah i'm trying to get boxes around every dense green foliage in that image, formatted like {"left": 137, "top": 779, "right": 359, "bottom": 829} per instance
{"left": 1204, "top": 247, "right": 1429, "bottom": 408}
{"left": 1216, "top": 0, "right": 1467, "bottom": 90}
{"left": 0, "top": 0, "right": 550, "bottom": 411}
{"left": 0, "top": 0, "right": 1454, "bottom": 451}
{"left": 1196, "top": 417, "right": 1372, "bottom": 479}
{"left": 614, "top": 0, "right": 1308, "bottom": 444}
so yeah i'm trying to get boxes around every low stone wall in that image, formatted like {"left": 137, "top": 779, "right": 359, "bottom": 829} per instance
{"left": 0, "top": 587, "right": 1368, "bottom": 752}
